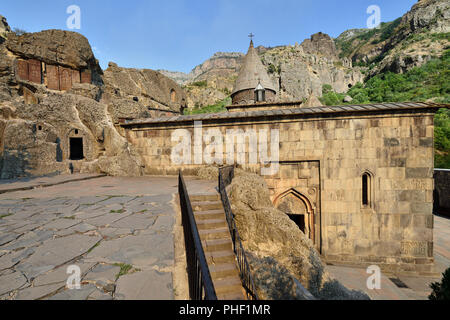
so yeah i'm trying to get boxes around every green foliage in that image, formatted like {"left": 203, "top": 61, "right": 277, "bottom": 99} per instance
{"left": 320, "top": 84, "right": 347, "bottom": 106}
{"left": 191, "top": 80, "right": 207, "bottom": 88}
{"left": 347, "top": 50, "right": 450, "bottom": 103}
{"left": 379, "top": 18, "right": 402, "bottom": 43}
{"left": 184, "top": 97, "right": 231, "bottom": 115}
{"left": 321, "top": 50, "right": 450, "bottom": 168}
{"left": 435, "top": 108, "right": 450, "bottom": 168}
{"left": 114, "top": 263, "right": 134, "bottom": 280}
{"left": 429, "top": 268, "right": 450, "bottom": 300}
{"left": 267, "top": 63, "right": 281, "bottom": 75}
{"left": 322, "top": 84, "right": 333, "bottom": 95}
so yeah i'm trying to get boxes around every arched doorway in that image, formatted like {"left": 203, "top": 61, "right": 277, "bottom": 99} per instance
{"left": 274, "top": 189, "right": 315, "bottom": 242}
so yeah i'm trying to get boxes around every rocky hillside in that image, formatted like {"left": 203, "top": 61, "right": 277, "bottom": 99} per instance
{"left": 163, "top": 0, "right": 449, "bottom": 110}
{"left": 335, "top": 0, "right": 449, "bottom": 77}
{"left": 159, "top": 52, "right": 244, "bottom": 108}
{"left": 162, "top": 34, "right": 363, "bottom": 109}
{"left": 0, "top": 22, "right": 186, "bottom": 179}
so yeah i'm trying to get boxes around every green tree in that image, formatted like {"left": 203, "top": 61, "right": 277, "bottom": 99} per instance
{"left": 429, "top": 268, "right": 450, "bottom": 300}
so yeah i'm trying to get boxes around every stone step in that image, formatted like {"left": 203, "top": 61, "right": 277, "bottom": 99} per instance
{"left": 197, "top": 218, "right": 227, "bottom": 230}
{"left": 199, "top": 227, "right": 230, "bottom": 240}
{"left": 214, "top": 277, "right": 243, "bottom": 296}
{"left": 194, "top": 209, "right": 225, "bottom": 221}
{"left": 190, "top": 193, "right": 220, "bottom": 202}
{"left": 192, "top": 201, "right": 223, "bottom": 211}
{"left": 202, "top": 238, "right": 232, "bottom": 252}
{"left": 209, "top": 263, "right": 240, "bottom": 280}
{"left": 205, "top": 250, "right": 236, "bottom": 264}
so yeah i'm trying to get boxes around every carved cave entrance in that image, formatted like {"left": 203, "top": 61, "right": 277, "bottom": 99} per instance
{"left": 275, "top": 189, "right": 315, "bottom": 243}
{"left": 69, "top": 137, "right": 84, "bottom": 160}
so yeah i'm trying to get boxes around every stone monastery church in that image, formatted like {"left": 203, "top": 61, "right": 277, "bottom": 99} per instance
{"left": 122, "top": 40, "right": 445, "bottom": 273}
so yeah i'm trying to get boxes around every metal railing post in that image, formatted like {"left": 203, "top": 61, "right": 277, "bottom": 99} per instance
{"left": 218, "top": 166, "right": 259, "bottom": 300}
{"left": 178, "top": 172, "right": 217, "bottom": 300}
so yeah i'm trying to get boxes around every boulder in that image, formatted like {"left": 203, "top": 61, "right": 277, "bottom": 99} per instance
{"left": 304, "top": 93, "right": 323, "bottom": 107}
{"left": 227, "top": 169, "right": 369, "bottom": 300}
{"left": 301, "top": 32, "right": 338, "bottom": 59}
{"left": 196, "top": 166, "right": 219, "bottom": 181}
{"left": 6, "top": 29, "right": 99, "bottom": 71}
{"left": 102, "top": 62, "right": 187, "bottom": 113}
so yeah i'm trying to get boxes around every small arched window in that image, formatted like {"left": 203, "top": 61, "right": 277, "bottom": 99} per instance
{"left": 170, "top": 89, "right": 176, "bottom": 103}
{"left": 362, "top": 172, "right": 372, "bottom": 207}
{"left": 254, "top": 82, "right": 266, "bottom": 102}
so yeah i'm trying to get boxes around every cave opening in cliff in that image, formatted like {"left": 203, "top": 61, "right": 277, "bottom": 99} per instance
{"left": 69, "top": 137, "right": 84, "bottom": 160}
{"left": 287, "top": 214, "right": 306, "bottom": 234}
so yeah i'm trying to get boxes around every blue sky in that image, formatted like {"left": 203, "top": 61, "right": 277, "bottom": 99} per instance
{"left": 2, "top": 0, "right": 417, "bottom": 73}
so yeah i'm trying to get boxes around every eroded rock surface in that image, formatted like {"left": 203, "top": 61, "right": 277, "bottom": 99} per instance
{"left": 0, "top": 18, "right": 186, "bottom": 179}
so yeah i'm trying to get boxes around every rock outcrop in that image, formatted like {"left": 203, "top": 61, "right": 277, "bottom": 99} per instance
{"left": 161, "top": 52, "right": 243, "bottom": 109}
{"left": 301, "top": 32, "right": 338, "bottom": 59}
{"left": 260, "top": 43, "right": 363, "bottom": 101}
{"left": 6, "top": 30, "right": 103, "bottom": 84}
{"left": 226, "top": 169, "right": 369, "bottom": 300}
{"left": 335, "top": 0, "right": 450, "bottom": 77}
{"left": 101, "top": 62, "right": 187, "bottom": 122}
{"left": 0, "top": 15, "right": 10, "bottom": 38}
{"left": 0, "top": 16, "right": 186, "bottom": 179}
{"left": 163, "top": 38, "right": 362, "bottom": 108}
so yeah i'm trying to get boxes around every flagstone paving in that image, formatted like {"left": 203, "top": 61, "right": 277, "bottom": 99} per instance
{"left": 0, "top": 175, "right": 215, "bottom": 300}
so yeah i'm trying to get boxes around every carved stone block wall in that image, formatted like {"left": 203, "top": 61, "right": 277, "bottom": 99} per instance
{"left": 123, "top": 109, "right": 436, "bottom": 272}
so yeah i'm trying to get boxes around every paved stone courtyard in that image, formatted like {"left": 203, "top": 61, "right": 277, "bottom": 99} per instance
{"left": 325, "top": 213, "right": 450, "bottom": 300}
{"left": 0, "top": 175, "right": 214, "bottom": 300}
{"left": 0, "top": 174, "right": 448, "bottom": 300}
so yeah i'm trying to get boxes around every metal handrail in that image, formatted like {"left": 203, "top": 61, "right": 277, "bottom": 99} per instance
{"left": 218, "top": 166, "right": 259, "bottom": 300}
{"left": 178, "top": 172, "right": 217, "bottom": 300}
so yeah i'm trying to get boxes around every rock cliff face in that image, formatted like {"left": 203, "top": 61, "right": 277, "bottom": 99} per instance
{"left": 161, "top": 0, "right": 448, "bottom": 108}
{"left": 0, "top": 15, "right": 10, "bottom": 38}
{"left": 335, "top": 0, "right": 450, "bottom": 77}
{"left": 301, "top": 32, "right": 338, "bottom": 58}
{"left": 162, "top": 36, "right": 363, "bottom": 108}
{"left": 160, "top": 52, "right": 243, "bottom": 108}
{"left": 102, "top": 62, "right": 187, "bottom": 122}
{"left": 260, "top": 37, "right": 363, "bottom": 102}
{"left": 0, "top": 22, "right": 186, "bottom": 179}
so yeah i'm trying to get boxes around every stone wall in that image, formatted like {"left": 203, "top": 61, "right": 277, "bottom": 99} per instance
{"left": 123, "top": 103, "right": 439, "bottom": 273}
{"left": 434, "top": 169, "right": 450, "bottom": 215}
{"left": 231, "top": 88, "right": 276, "bottom": 106}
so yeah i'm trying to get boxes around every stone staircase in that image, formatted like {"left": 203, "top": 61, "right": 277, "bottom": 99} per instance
{"left": 190, "top": 193, "right": 246, "bottom": 300}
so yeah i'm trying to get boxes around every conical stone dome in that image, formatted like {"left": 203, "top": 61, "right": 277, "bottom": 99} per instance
{"left": 231, "top": 40, "right": 276, "bottom": 103}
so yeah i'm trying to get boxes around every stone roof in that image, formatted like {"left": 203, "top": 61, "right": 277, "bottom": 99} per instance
{"left": 121, "top": 102, "right": 448, "bottom": 127}
{"left": 231, "top": 41, "right": 276, "bottom": 95}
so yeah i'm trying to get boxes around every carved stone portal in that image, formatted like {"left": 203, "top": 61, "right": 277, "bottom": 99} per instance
{"left": 274, "top": 188, "right": 316, "bottom": 243}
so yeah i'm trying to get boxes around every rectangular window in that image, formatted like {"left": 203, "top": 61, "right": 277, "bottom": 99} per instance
{"left": 362, "top": 173, "right": 370, "bottom": 206}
